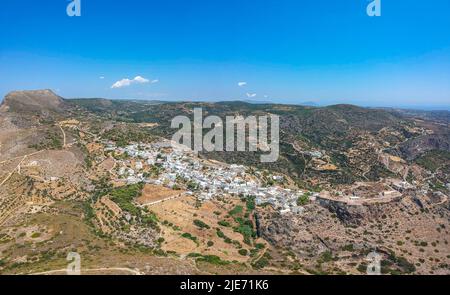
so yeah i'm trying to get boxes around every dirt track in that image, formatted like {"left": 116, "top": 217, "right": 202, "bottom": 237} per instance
{"left": 29, "top": 267, "right": 143, "bottom": 275}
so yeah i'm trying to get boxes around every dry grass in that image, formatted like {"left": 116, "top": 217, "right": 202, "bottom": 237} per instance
{"left": 137, "top": 184, "right": 182, "bottom": 205}
{"left": 152, "top": 196, "right": 254, "bottom": 263}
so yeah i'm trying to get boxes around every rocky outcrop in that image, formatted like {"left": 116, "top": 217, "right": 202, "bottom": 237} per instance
{"left": 256, "top": 211, "right": 329, "bottom": 256}
{"left": 316, "top": 198, "right": 368, "bottom": 226}
{"left": 315, "top": 196, "right": 405, "bottom": 226}
{"left": 400, "top": 133, "right": 450, "bottom": 160}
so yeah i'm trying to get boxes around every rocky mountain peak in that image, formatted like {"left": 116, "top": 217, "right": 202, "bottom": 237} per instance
{"left": 0, "top": 89, "right": 68, "bottom": 114}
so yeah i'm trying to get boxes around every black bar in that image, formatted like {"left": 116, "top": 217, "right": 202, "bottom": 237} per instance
{"left": 0, "top": 275, "right": 447, "bottom": 294}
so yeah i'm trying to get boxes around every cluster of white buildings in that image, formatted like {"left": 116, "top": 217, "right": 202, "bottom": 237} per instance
{"left": 106, "top": 141, "right": 314, "bottom": 214}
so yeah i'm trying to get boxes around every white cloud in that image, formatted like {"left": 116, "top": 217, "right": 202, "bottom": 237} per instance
{"left": 238, "top": 82, "right": 247, "bottom": 87}
{"left": 246, "top": 93, "right": 257, "bottom": 98}
{"left": 99, "top": 76, "right": 105, "bottom": 79}
{"left": 111, "top": 75, "right": 155, "bottom": 89}
{"left": 111, "top": 78, "right": 133, "bottom": 88}
{"left": 133, "top": 75, "right": 149, "bottom": 83}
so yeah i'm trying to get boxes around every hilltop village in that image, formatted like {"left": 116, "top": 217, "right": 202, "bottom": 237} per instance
{"left": 105, "top": 141, "right": 313, "bottom": 214}
{"left": 100, "top": 139, "right": 432, "bottom": 214}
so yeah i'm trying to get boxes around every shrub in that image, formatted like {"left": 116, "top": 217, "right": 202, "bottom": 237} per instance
{"left": 296, "top": 194, "right": 310, "bottom": 206}
{"left": 216, "top": 230, "right": 226, "bottom": 239}
{"left": 255, "top": 243, "right": 265, "bottom": 250}
{"left": 252, "top": 257, "right": 269, "bottom": 269}
{"left": 229, "top": 205, "right": 243, "bottom": 216}
{"left": 193, "top": 219, "right": 210, "bottom": 230}
{"left": 341, "top": 244, "right": 354, "bottom": 252}
{"left": 246, "top": 197, "right": 256, "bottom": 211}
{"left": 357, "top": 263, "right": 367, "bottom": 273}
{"left": 320, "top": 251, "right": 333, "bottom": 263}
{"left": 196, "top": 255, "right": 229, "bottom": 265}
{"left": 109, "top": 183, "right": 144, "bottom": 216}
{"left": 218, "top": 220, "right": 231, "bottom": 227}
{"left": 181, "top": 233, "right": 197, "bottom": 243}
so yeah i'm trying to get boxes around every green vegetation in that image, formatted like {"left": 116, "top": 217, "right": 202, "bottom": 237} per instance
{"left": 252, "top": 258, "right": 269, "bottom": 269}
{"left": 187, "top": 181, "right": 199, "bottom": 191}
{"left": 145, "top": 165, "right": 163, "bottom": 178}
{"left": 341, "top": 244, "right": 354, "bottom": 252}
{"left": 102, "top": 127, "right": 155, "bottom": 147}
{"left": 181, "top": 233, "right": 198, "bottom": 244}
{"left": 378, "top": 250, "right": 416, "bottom": 274}
{"left": 216, "top": 229, "right": 238, "bottom": 246}
{"left": 233, "top": 217, "right": 256, "bottom": 246}
{"left": 109, "top": 183, "right": 143, "bottom": 217}
{"left": 218, "top": 220, "right": 231, "bottom": 227}
{"left": 255, "top": 243, "right": 265, "bottom": 250}
{"left": 246, "top": 196, "right": 256, "bottom": 211}
{"left": 252, "top": 252, "right": 272, "bottom": 269}
{"left": 29, "top": 131, "right": 63, "bottom": 150}
{"left": 229, "top": 205, "right": 244, "bottom": 216}
{"left": 193, "top": 219, "right": 210, "bottom": 230}
{"left": 83, "top": 180, "right": 159, "bottom": 235}
{"left": 188, "top": 253, "right": 230, "bottom": 266}
{"left": 296, "top": 193, "right": 311, "bottom": 206}
{"left": 223, "top": 199, "right": 258, "bottom": 246}
{"left": 197, "top": 255, "right": 229, "bottom": 265}
{"left": 141, "top": 211, "right": 159, "bottom": 226}
{"left": 216, "top": 229, "right": 226, "bottom": 239}
{"left": 415, "top": 151, "right": 450, "bottom": 172}
{"left": 357, "top": 263, "right": 367, "bottom": 273}
{"left": 390, "top": 255, "right": 416, "bottom": 274}
{"left": 319, "top": 250, "right": 333, "bottom": 263}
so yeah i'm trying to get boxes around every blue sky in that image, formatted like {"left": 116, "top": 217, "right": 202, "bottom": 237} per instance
{"left": 1, "top": 0, "right": 450, "bottom": 109}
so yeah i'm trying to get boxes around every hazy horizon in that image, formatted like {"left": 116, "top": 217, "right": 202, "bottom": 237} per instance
{"left": 2, "top": 88, "right": 449, "bottom": 112}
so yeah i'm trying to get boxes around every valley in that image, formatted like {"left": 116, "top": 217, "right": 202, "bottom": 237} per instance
{"left": 0, "top": 90, "right": 449, "bottom": 275}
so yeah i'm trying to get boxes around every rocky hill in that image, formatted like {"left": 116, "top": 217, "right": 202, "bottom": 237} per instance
{"left": 0, "top": 90, "right": 71, "bottom": 116}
